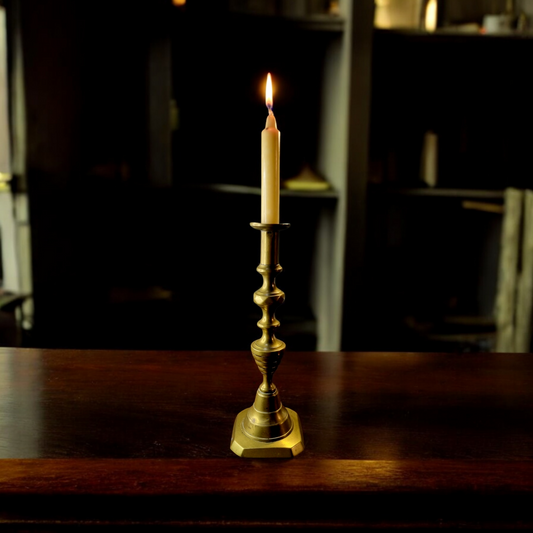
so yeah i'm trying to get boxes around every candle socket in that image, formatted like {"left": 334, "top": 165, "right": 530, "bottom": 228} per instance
{"left": 230, "top": 222, "right": 304, "bottom": 458}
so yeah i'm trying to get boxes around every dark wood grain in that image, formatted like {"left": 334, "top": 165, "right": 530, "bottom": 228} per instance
{"left": 2, "top": 458, "right": 533, "bottom": 494}
{"left": 0, "top": 348, "right": 532, "bottom": 529}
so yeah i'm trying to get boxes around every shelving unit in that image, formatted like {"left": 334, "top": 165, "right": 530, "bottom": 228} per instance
{"left": 363, "top": 27, "right": 533, "bottom": 351}
{"left": 170, "top": 0, "right": 374, "bottom": 351}
{"left": 16, "top": 0, "right": 374, "bottom": 352}
{"left": 18, "top": 1, "right": 533, "bottom": 352}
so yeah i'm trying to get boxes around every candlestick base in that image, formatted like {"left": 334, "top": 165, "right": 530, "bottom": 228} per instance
{"left": 230, "top": 406, "right": 304, "bottom": 458}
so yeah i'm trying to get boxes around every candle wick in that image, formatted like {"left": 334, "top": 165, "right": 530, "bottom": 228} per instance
{"left": 268, "top": 107, "right": 273, "bottom": 115}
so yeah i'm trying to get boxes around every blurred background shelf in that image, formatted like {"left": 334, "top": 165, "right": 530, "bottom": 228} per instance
{"left": 9, "top": 0, "right": 528, "bottom": 353}
{"left": 370, "top": 186, "right": 505, "bottom": 199}
{"left": 220, "top": 11, "right": 346, "bottom": 32}
{"left": 374, "top": 27, "right": 533, "bottom": 42}
{"left": 362, "top": 1, "right": 533, "bottom": 351}
{"left": 11, "top": 0, "right": 372, "bottom": 352}
{"left": 186, "top": 183, "right": 339, "bottom": 200}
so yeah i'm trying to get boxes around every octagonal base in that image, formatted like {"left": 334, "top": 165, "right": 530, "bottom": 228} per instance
{"left": 230, "top": 407, "right": 304, "bottom": 458}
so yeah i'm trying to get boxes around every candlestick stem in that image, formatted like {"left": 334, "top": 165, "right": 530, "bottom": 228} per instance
{"left": 230, "top": 222, "right": 304, "bottom": 458}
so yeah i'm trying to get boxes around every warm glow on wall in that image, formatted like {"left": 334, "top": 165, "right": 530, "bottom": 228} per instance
{"left": 172, "top": 0, "right": 186, "bottom": 6}
{"left": 425, "top": 0, "right": 437, "bottom": 31}
{"left": 0, "top": 6, "right": 11, "bottom": 178}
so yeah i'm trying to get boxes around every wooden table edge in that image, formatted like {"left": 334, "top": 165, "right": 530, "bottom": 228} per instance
{"left": 1, "top": 458, "right": 532, "bottom": 495}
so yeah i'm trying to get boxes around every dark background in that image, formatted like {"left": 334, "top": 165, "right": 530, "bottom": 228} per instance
{"left": 4, "top": 0, "right": 532, "bottom": 352}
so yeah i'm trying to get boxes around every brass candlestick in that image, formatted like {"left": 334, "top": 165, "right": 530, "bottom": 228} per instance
{"left": 230, "top": 222, "right": 304, "bottom": 458}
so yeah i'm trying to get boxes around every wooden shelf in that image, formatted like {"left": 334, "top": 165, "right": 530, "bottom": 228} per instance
{"left": 174, "top": 8, "right": 345, "bottom": 33}
{"left": 186, "top": 183, "right": 339, "bottom": 200}
{"left": 273, "top": 14, "right": 345, "bottom": 32}
{"left": 221, "top": 12, "right": 345, "bottom": 32}
{"left": 402, "top": 314, "right": 497, "bottom": 352}
{"left": 370, "top": 186, "right": 505, "bottom": 200}
{"left": 374, "top": 28, "right": 533, "bottom": 42}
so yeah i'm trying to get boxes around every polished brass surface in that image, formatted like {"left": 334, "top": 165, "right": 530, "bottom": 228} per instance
{"left": 230, "top": 222, "right": 304, "bottom": 458}
{"left": 231, "top": 408, "right": 304, "bottom": 458}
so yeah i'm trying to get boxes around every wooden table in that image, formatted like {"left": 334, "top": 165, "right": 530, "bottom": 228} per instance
{"left": 1, "top": 348, "right": 532, "bottom": 529}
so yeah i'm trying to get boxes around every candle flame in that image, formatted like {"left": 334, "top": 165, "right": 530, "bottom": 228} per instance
{"left": 265, "top": 73, "right": 273, "bottom": 112}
